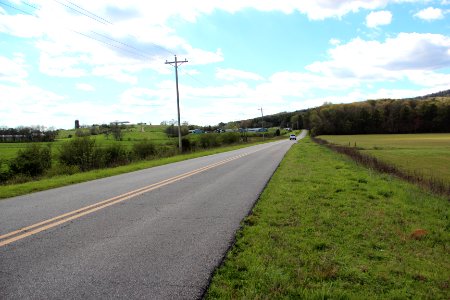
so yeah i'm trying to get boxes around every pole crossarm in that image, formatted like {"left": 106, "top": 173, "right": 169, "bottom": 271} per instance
{"left": 165, "top": 55, "right": 188, "bottom": 152}
{"left": 258, "top": 107, "right": 265, "bottom": 140}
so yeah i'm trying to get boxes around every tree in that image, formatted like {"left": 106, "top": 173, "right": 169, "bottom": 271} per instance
{"left": 9, "top": 144, "right": 52, "bottom": 177}
{"left": 110, "top": 123, "right": 123, "bottom": 141}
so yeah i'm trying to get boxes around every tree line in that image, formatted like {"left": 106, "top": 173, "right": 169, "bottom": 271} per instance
{"left": 0, "top": 126, "right": 57, "bottom": 142}
{"left": 304, "top": 97, "right": 450, "bottom": 136}
{"left": 228, "top": 91, "right": 450, "bottom": 136}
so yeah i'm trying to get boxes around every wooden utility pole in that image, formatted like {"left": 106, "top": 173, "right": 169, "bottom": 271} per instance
{"left": 258, "top": 107, "right": 265, "bottom": 140}
{"left": 165, "top": 55, "right": 188, "bottom": 152}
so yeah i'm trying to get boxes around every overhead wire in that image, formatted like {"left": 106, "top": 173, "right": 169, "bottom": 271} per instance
{"left": 180, "top": 68, "right": 210, "bottom": 88}
{"left": 0, "top": 1, "right": 32, "bottom": 15}
{"left": 55, "top": 0, "right": 112, "bottom": 25}
{"left": 1, "top": 0, "right": 213, "bottom": 88}
{"left": 54, "top": 0, "right": 175, "bottom": 56}
{"left": 1, "top": 0, "right": 174, "bottom": 59}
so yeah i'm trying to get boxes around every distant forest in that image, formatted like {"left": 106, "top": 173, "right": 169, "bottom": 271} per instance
{"left": 242, "top": 90, "right": 450, "bottom": 136}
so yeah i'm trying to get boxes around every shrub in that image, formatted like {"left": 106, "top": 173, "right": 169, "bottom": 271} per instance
{"left": 110, "top": 124, "right": 123, "bottom": 141}
{"left": 46, "top": 164, "right": 80, "bottom": 177}
{"left": 181, "top": 138, "right": 193, "bottom": 152}
{"left": 165, "top": 124, "right": 189, "bottom": 137}
{"left": 75, "top": 129, "right": 89, "bottom": 137}
{"left": 9, "top": 143, "right": 52, "bottom": 177}
{"left": 59, "top": 137, "right": 96, "bottom": 171}
{"left": 132, "top": 139, "right": 156, "bottom": 159}
{"left": 221, "top": 132, "right": 240, "bottom": 145}
{"left": 95, "top": 144, "right": 129, "bottom": 168}
{"left": 199, "top": 134, "right": 221, "bottom": 148}
{"left": 0, "top": 159, "right": 11, "bottom": 183}
{"left": 106, "top": 144, "right": 129, "bottom": 166}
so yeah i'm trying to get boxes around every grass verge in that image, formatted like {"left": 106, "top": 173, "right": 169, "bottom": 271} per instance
{"left": 206, "top": 137, "right": 449, "bottom": 299}
{"left": 312, "top": 137, "right": 450, "bottom": 197}
{"left": 0, "top": 141, "right": 270, "bottom": 199}
{"left": 318, "top": 133, "right": 450, "bottom": 185}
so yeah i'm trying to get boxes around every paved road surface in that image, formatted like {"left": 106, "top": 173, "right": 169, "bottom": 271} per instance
{"left": 0, "top": 133, "right": 304, "bottom": 299}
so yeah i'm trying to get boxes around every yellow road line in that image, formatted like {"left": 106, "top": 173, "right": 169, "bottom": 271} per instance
{"left": 0, "top": 144, "right": 277, "bottom": 247}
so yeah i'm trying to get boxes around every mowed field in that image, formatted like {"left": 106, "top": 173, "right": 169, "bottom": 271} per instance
{"left": 0, "top": 125, "right": 174, "bottom": 162}
{"left": 0, "top": 125, "right": 287, "bottom": 162}
{"left": 317, "top": 133, "right": 450, "bottom": 185}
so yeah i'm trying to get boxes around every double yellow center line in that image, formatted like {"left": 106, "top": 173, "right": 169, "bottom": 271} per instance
{"left": 0, "top": 145, "right": 274, "bottom": 247}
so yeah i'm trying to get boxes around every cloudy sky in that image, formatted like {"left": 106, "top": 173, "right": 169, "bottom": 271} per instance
{"left": 1, "top": 0, "right": 449, "bottom": 129}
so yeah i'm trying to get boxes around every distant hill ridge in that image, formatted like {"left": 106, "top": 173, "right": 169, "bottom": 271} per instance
{"left": 413, "top": 89, "right": 450, "bottom": 99}
{"left": 234, "top": 89, "right": 450, "bottom": 135}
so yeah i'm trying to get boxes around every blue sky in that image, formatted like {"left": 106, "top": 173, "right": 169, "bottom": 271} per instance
{"left": 1, "top": 0, "right": 449, "bottom": 129}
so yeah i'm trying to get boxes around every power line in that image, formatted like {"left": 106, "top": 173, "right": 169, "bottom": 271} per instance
{"left": 53, "top": 0, "right": 112, "bottom": 25}
{"left": 2, "top": 1, "right": 215, "bottom": 88}
{"left": 73, "top": 30, "right": 151, "bottom": 60}
{"left": 53, "top": 0, "right": 174, "bottom": 56}
{"left": 1, "top": 1, "right": 170, "bottom": 60}
{"left": 180, "top": 68, "right": 210, "bottom": 88}
{"left": 0, "top": 1, "right": 32, "bottom": 15}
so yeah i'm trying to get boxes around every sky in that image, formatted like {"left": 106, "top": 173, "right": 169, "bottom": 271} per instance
{"left": 0, "top": 0, "right": 450, "bottom": 129}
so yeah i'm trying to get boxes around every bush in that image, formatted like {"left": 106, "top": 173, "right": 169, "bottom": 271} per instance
{"left": 132, "top": 139, "right": 156, "bottom": 159}
{"left": 165, "top": 124, "right": 189, "bottom": 137}
{"left": 181, "top": 138, "right": 193, "bottom": 152}
{"left": 199, "top": 134, "right": 221, "bottom": 148}
{"left": 46, "top": 164, "right": 80, "bottom": 177}
{"left": 0, "top": 159, "right": 11, "bottom": 183}
{"left": 96, "top": 144, "right": 129, "bottom": 168}
{"left": 75, "top": 129, "right": 89, "bottom": 137}
{"left": 9, "top": 144, "right": 52, "bottom": 177}
{"left": 59, "top": 137, "right": 96, "bottom": 171}
{"left": 221, "top": 132, "right": 240, "bottom": 145}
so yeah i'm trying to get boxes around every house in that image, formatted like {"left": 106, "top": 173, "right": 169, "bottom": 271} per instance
{"left": 189, "top": 129, "right": 204, "bottom": 134}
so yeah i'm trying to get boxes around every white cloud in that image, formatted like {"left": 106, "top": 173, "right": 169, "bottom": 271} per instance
{"left": 414, "top": 7, "right": 444, "bottom": 20}
{"left": 39, "top": 53, "right": 86, "bottom": 77}
{"left": 210, "top": 0, "right": 408, "bottom": 20}
{"left": 76, "top": 83, "right": 95, "bottom": 91}
{"left": 366, "top": 10, "right": 393, "bottom": 28}
{"left": 306, "top": 33, "right": 450, "bottom": 82}
{"left": 216, "top": 68, "right": 264, "bottom": 81}
{"left": 0, "top": 55, "right": 28, "bottom": 83}
{"left": 0, "top": 82, "right": 67, "bottom": 127}
{"left": 329, "top": 38, "right": 341, "bottom": 45}
{"left": 92, "top": 65, "right": 138, "bottom": 84}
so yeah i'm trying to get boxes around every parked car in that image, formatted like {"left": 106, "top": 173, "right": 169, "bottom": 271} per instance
{"left": 289, "top": 134, "right": 296, "bottom": 140}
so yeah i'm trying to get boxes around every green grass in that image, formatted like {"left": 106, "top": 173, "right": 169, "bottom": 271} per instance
{"left": 318, "top": 133, "right": 450, "bottom": 184}
{"left": 0, "top": 140, "right": 275, "bottom": 199}
{"left": 0, "top": 125, "right": 174, "bottom": 162}
{"left": 206, "top": 137, "right": 449, "bottom": 299}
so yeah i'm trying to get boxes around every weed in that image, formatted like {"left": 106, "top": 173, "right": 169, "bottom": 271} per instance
{"left": 312, "top": 137, "right": 450, "bottom": 197}
{"left": 206, "top": 137, "right": 449, "bottom": 299}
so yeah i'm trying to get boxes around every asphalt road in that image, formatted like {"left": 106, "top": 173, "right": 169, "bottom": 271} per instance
{"left": 0, "top": 135, "right": 302, "bottom": 299}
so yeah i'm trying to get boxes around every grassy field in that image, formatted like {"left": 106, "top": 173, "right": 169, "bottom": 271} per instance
{"left": 0, "top": 129, "right": 299, "bottom": 199}
{"left": 0, "top": 125, "right": 175, "bottom": 161}
{"left": 0, "top": 140, "right": 275, "bottom": 199}
{"left": 317, "top": 133, "right": 450, "bottom": 185}
{"left": 206, "top": 137, "right": 449, "bottom": 299}
{"left": 0, "top": 125, "right": 290, "bottom": 161}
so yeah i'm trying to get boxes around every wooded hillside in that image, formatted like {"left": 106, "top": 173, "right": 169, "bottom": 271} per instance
{"left": 239, "top": 90, "right": 450, "bottom": 135}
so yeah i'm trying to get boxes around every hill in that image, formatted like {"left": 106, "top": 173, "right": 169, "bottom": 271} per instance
{"left": 232, "top": 90, "right": 450, "bottom": 135}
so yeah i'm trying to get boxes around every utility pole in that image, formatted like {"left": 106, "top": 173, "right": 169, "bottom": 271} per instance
{"left": 258, "top": 107, "right": 265, "bottom": 140}
{"left": 165, "top": 55, "right": 188, "bottom": 152}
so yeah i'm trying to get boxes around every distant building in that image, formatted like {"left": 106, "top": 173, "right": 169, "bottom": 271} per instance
{"left": 189, "top": 129, "right": 204, "bottom": 134}
{"left": 240, "top": 128, "right": 268, "bottom": 133}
